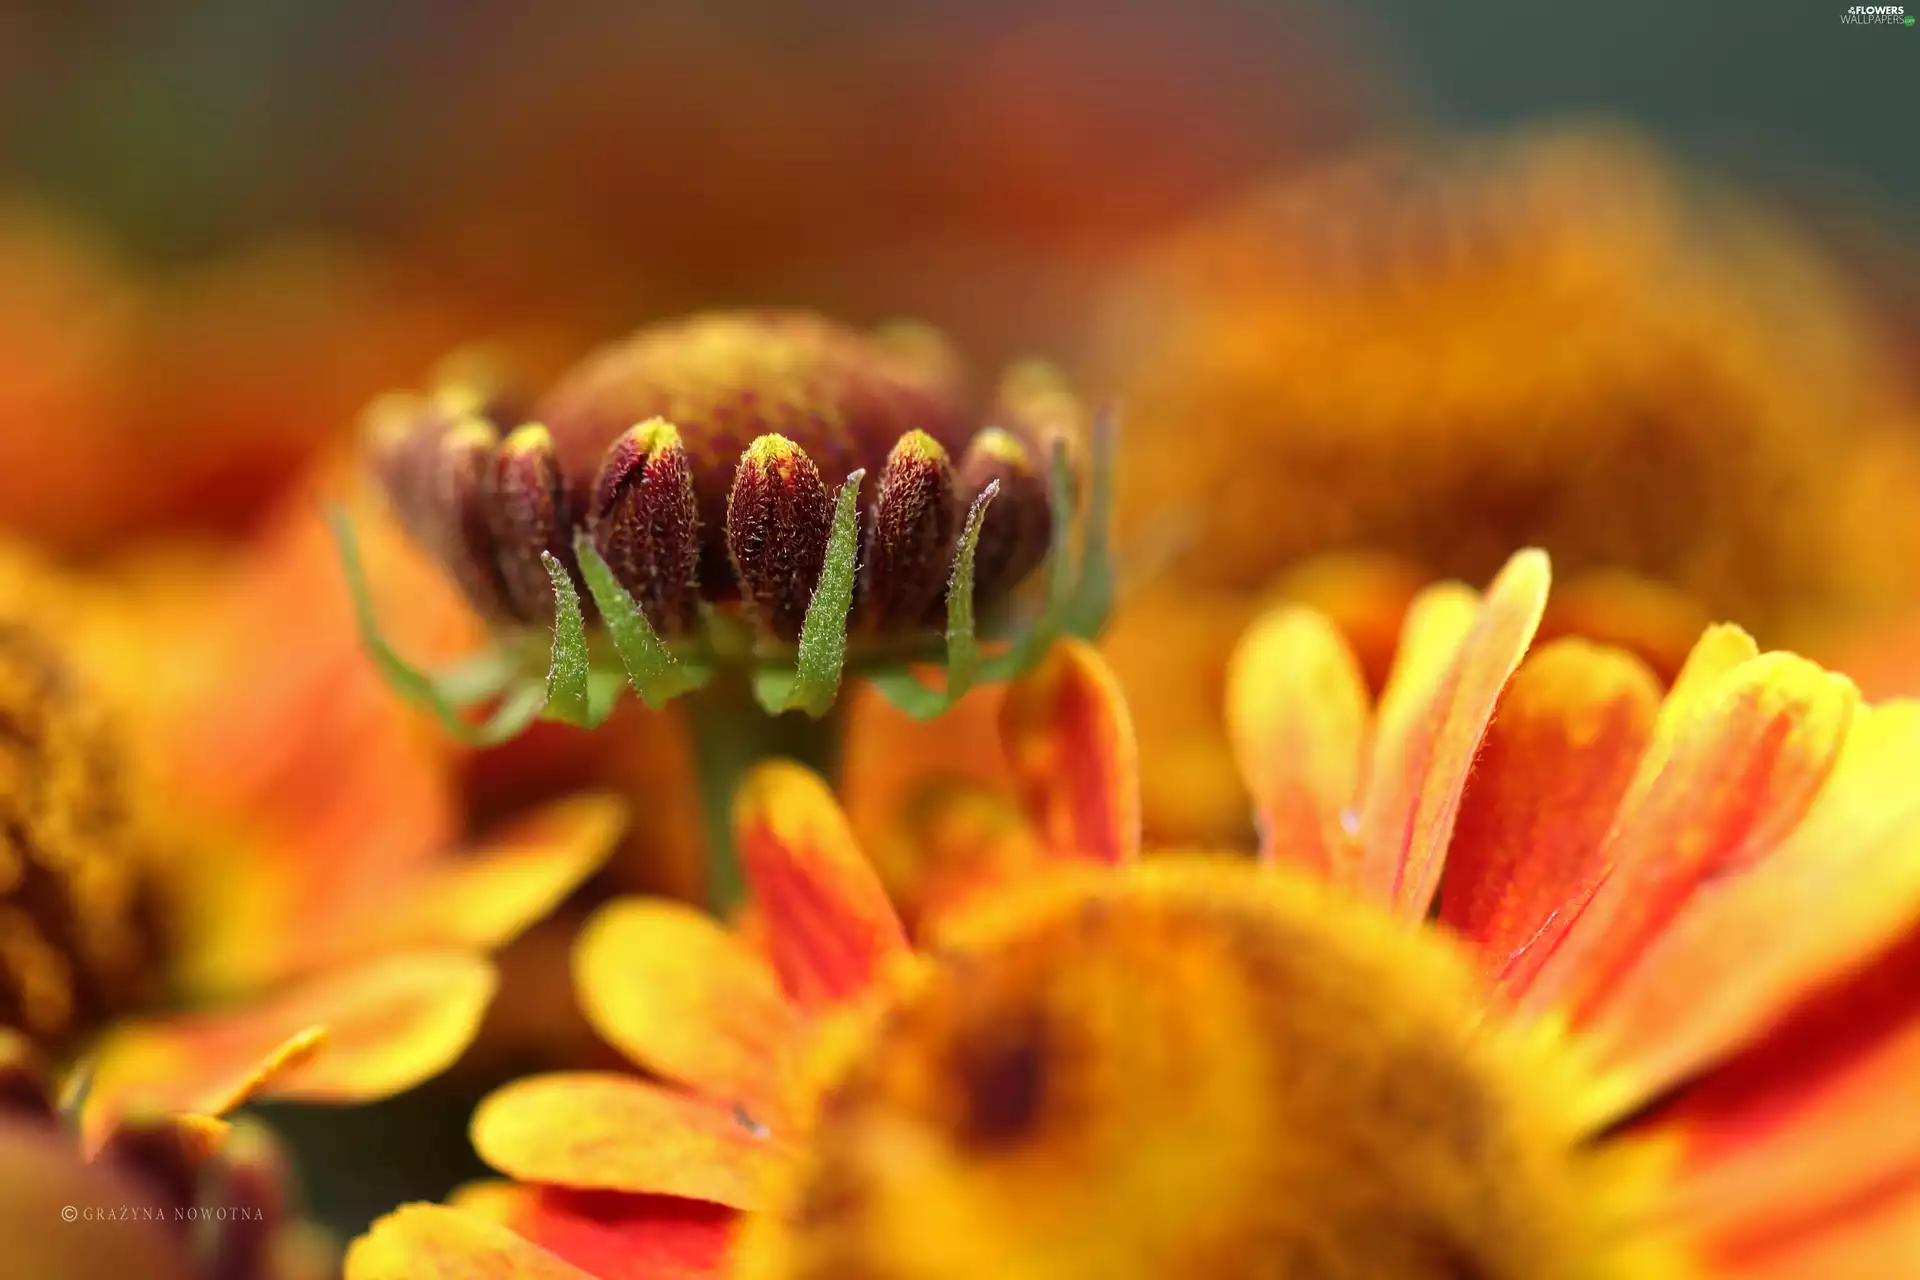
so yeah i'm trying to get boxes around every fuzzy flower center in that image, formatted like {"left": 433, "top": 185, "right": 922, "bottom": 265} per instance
{"left": 0, "top": 622, "right": 162, "bottom": 1047}
{"left": 736, "top": 861, "right": 1671, "bottom": 1280}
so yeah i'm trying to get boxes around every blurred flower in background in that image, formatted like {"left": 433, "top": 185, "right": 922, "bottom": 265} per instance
{"left": 1089, "top": 125, "right": 1920, "bottom": 843}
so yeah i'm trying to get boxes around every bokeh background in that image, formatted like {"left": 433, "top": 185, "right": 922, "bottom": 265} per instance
{"left": 3, "top": 0, "right": 1916, "bottom": 1244}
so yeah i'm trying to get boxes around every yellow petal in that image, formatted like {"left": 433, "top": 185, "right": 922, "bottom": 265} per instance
{"left": 998, "top": 638, "right": 1141, "bottom": 865}
{"left": 472, "top": 1072, "right": 781, "bottom": 1208}
{"left": 307, "top": 795, "right": 626, "bottom": 969}
{"left": 452, "top": 1182, "right": 734, "bottom": 1280}
{"left": 574, "top": 898, "right": 800, "bottom": 1117}
{"left": 733, "top": 761, "right": 908, "bottom": 1011}
{"left": 87, "top": 948, "right": 495, "bottom": 1142}
{"left": 1225, "top": 605, "right": 1367, "bottom": 880}
{"left": 348, "top": 1203, "right": 596, "bottom": 1280}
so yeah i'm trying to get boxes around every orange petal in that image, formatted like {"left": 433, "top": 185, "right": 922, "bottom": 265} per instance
{"left": 573, "top": 898, "right": 800, "bottom": 1117}
{"left": 307, "top": 795, "right": 627, "bottom": 970}
{"left": 1520, "top": 654, "right": 1858, "bottom": 1046}
{"left": 1225, "top": 605, "right": 1368, "bottom": 880}
{"left": 733, "top": 761, "right": 908, "bottom": 1011}
{"left": 1656, "top": 924, "right": 1920, "bottom": 1270}
{"left": 998, "top": 637, "right": 1141, "bottom": 865}
{"left": 840, "top": 681, "right": 1011, "bottom": 853}
{"left": 86, "top": 948, "right": 495, "bottom": 1143}
{"left": 348, "top": 1203, "right": 598, "bottom": 1280}
{"left": 458, "top": 1183, "right": 732, "bottom": 1280}
{"left": 472, "top": 1072, "right": 780, "bottom": 1208}
{"left": 870, "top": 780, "right": 1053, "bottom": 938}
{"left": 1440, "top": 640, "right": 1660, "bottom": 989}
{"left": 1573, "top": 700, "right": 1920, "bottom": 1112}
{"left": 1359, "top": 549, "right": 1550, "bottom": 915}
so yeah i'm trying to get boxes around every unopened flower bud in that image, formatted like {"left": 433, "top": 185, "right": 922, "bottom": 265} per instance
{"left": 727, "top": 435, "right": 834, "bottom": 642}
{"left": 589, "top": 419, "right": 702, "bottom": 635}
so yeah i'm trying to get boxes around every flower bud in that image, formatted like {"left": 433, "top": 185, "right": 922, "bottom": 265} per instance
{"left": 862, "top": 431, "right": 959, "bottom": 631}
{"left": 727, "top": 435, "right": 833, "bottom": 642}
{"left": 959, "top": 428, "right": 1052, "bottom": 604}
{"left": 588, "top": 419, "right": 702, "bottom": 635}
{"left": 485, "top": 423, "right": 574, "bottom": 623}
{"left": 432, "top": 418, "right": 513, "bottom": 620}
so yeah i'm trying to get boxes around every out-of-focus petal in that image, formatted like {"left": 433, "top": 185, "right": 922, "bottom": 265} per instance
{"left": 302, "top": 796, "right": 627, "bottom": 970}
{"left": 348, "top": 1203, "right": 598, "bottom": 1280}
{"left": 1359, "top": 549, "right": 1550, "bottom": 916}
{"left": 1225, "top": 605, "right": 1368, "bottom": 880}
{"left": 869, "top": 780, "right": 1052, "bottom": 939}
{"left": 1574, "top": 700, "right": 1920, "bottom": 1113}
{"left": 998, "top": 638, "right": 1141, "bottom": 865}
{"left": 1438, "top": 639, "right": 1659, "bottom": 988}
{"left": 1536, "top": 569, "right": 1712, "bottom": 686}
{"left": 1655, "top": 925, "right": 1920, "bottom": 1272}
{"left": 472, "top": 1072, "right": 779, "bottom": 1208}
{"left": 733, "top": 761, "right": 908, "bottom": 1011}
{"left": 87, "top": 949, "right": 495, "bottom": 1143}
{"left": 1520, "top": 654, "right": 1857, "bottom": 1043}
{"left": 457, "top": 1183, "right": 733, "bottom": 1280}
{"left": 573, "top": 898, "right": 799, "bottom": 1116}
{"left": 840, "top": 682, "right": 1010, "bottom": 852}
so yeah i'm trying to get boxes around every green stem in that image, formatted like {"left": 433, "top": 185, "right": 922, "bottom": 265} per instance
{"left": 685, "top": 674, "right": 845, "bottom": 916}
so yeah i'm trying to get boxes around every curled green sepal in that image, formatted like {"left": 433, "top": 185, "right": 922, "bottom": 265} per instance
{"left": 327, "top": 505, "right": 547, "bottom": 745}
{"left": 865, "top": 479, "right": 1000, "bottom": 719}
{"left": 540, "top": 551, "right": 601, "bottom": 727}
{"left": 573, "top": 532, "right": 709, "bottom": 709}
{"left": 753, "top": 468, "right": 865, "bottom": 717}
{"left": 1062, "top": 403, "right": 1116, "bottom": 639}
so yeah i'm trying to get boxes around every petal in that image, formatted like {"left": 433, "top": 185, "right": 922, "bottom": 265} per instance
{"left": 998, "top": 638, "right": 1141, "bottom": 865}
{"left": 86, "top": 948, "right": 496, "bottom": 1142}
{"left": 1359, "top": 549, "right": 1550, "bottom": 916}
{"left": 472, "top": 1072, "right": 780, "bottom": 1208}
{"left": 870, "top": 780, "right": 1052, "bottom": 938}
{"left": 1574, "top": 700, "right": 1920, "bottom": 1113}
{"left": 1519, "top": 654, "right": 1858, "bottom": 1049}
{"left": 1225, "top": 605, "right": 1367, "bottom": 881}
{"left": 573, "top": 898, "right": 800, "bottom": 1116}
{"left": 1535, "top": 569, "right": 1711, "bottom": 685}
{"left": 310, "top": 795, "right": 627, "bottom": 969}
{"left": 1655, "top": 924, "right": 1920, "bottom": 1269}
{"left": 733, "top": 761, "right": 908, "bottom": 1011}
{"left": 348, "top": 1203, "right": 598, "bottom": 1280}
{"left": 458, "top": 1183, "right": 733, "bottom": 1280}
{"left": 841, "top": 682, "right": 1010, "bottom": 851}
{"left": 1438, "top": 640, "right": 1660, "bottom": 987}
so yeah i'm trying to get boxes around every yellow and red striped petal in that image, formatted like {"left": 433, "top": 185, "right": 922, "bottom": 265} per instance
{"left": 457, "top": 1183, "right": 733, "bottom": 1280}
{"left": 1570, "top": 700, "right": 1920, "bottom": 1113}
{"left": 472, "top": 1071, "right": 780, "bottom": 1208}
{"left": 348, "top": 1203, "right": 599, "bottom": 1280}
{"left": 733, "top": 761, "right": 908, "bottom": 1011}
{"left": 573, "top": 898, "right": 800, "bottom": 1116}
{"left": 1359, "top": 549, "right": 1550, "bottom": 916}
{"left": 300, "top": 795, "right": 626, "bottom": 972}
{"left": 85, "top": 948, "right": 495, "bottom": 1145}
{"left": 1657, "top": 925, "right": 1920, "bottom": 1274}
{"left": 1225, "top": 605, "right": 1368, "bottom": 881}
{"left": 1439, "top": 639, "right": 1660, "bottom": 989}
{"left": 1520, "top": 653, "right": 1858, "bottom": 1042}
{"left": 998, "top": 638, "right": 1140, "bottom": 865}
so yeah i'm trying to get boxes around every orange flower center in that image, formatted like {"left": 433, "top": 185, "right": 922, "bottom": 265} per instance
{"left": 736, "top": 861, "right": 1677, "bottom": 1279}
{"left": 0, "top": 622, "right": 162, "bottom": 1048}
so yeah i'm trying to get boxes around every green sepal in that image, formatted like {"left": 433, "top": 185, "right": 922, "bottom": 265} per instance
{"left": 1063, "top": 404, "right": 1116, "bottom": 639}
{"left": 540, "top": 551, "right": 600, "bottom": 727}
{"left": 327, "top": 505, "right": 547, "bottom": 745}
{"left": 866, "top": 479, "right": 999, "bottom": 720}
{"left": 573, "top": 533, "right": 708, "bottom": 709}
{"left": 754, "top": 468, "right": 865, "bottom": 717}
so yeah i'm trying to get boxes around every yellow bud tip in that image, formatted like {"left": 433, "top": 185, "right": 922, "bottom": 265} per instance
{"left": 442, "top": 416, "right": 501, "bottom": 451}
{"left": 627, "top": 416, "right": 685, "bottom": 459}
{"left": 503, "top": 422, "right": 556, "bottom": 455}
{"left": 888, "top": 429, "right": 950, "bottom": 467}
{"left": 968, "top": 427, "right": 1035, "bottom": 472}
